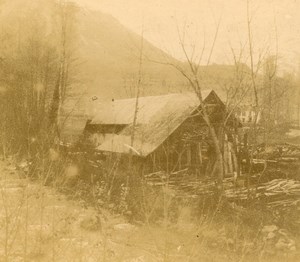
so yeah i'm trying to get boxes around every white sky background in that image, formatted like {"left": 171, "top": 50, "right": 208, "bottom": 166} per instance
{"left": 76, "top": 0, "right": 300, "bottom": 73}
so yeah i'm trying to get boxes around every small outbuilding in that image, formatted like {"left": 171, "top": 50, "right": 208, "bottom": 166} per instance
{"left": 82, "top": 89, "right": 241, "bottom": 177}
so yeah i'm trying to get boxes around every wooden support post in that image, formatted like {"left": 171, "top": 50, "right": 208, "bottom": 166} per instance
{"left": 187, "top": 144, "right": 191, "bottom": 167}
{"left": 198, "top": 142, "right": 203, "bottom": 166}
{"left": 224, "top": 135, "right": 229, "bottom": 175}
{"left": 228, "top": 142, "right": 233, "bottom": 174}
{"left": 152, "top": 152, "right": 156, "bottom": 172}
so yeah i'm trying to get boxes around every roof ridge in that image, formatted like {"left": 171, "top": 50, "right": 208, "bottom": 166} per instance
{"left": 106, "top": 89, "right": 213, "bottom": 102}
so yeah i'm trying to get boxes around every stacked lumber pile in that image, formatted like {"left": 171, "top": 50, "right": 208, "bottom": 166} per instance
{"left": 144, "top": 169, "right": 189, "bottom": 186}
{"left": 225, "top": 179, "right": 300, "bottom": 208}
{"left": 251, "top": 143, "right": 300, "bottom": 181}
{"left": 254, "top": 143, "right": 300, "bottom": 162}
{"left": 145, "top": 170, "right": 300, "bottom": 209}
{"left": 144, "top": 170, "right": 234, "bottom": 197}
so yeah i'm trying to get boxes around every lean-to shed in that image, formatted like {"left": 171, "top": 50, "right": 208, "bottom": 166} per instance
{"left": 84, "top": 89, "right": 241, "bottom": 175}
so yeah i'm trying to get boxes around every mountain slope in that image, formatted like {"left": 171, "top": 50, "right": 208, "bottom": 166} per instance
{"left": 76, "top": 9, "right": 186, "bottom": 100}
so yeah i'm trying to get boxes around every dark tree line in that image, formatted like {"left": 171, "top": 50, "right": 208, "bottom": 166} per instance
{"left": 0, "top": 0, "right": 79, "bottom": 161}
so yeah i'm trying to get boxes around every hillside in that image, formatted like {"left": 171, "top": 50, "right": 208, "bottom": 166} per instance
{"left": 77, "top": 9, "right": 187, "bottom": 100}
{"left": 0, "top": 0, "right": 242, "bottom": 101}
{"left": 76, "top": 9, "right": 248, "bottom": 100}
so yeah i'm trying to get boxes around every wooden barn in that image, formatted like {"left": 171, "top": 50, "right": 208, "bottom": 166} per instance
{"left": 82, "top": 89, "right": 242, "bottom": 177}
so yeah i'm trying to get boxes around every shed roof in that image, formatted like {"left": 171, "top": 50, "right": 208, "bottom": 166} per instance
{"left": 90, "top": 91, "right": 210, "bottom": 125}
{"left": 92, "top": 89, "right": 218, "bottom": 157}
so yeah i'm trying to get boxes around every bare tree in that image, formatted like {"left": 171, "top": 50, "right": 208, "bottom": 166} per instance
{"left": 147, "top": 19, "right": 226, "bottom": 191}
{"left": 49, "top": 0, "right": 78, "bottom": 135}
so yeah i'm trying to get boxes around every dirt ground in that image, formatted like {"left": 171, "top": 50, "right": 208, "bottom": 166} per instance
{"left": 0, "top": 159, "right": 299, "bottom": 262}
{"left": 0, "top": 159, "right": 205, "bottom": 262}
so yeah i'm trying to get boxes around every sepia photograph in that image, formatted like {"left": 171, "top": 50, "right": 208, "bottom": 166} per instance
{"left": 0, "top": 0, "right": 300, "bottom": 261}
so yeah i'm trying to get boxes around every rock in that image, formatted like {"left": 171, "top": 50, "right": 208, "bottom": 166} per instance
{"left": 275, "top": 237, "right": 295, "bottom": 251}
{"left": 288, "top": 239, "right": 296, "bottom": 248}
{"left": 278, "top": 229, "right": 289, "bottom": 237}
{"left": 17, "top": 161, "right": 30, "bottom": 172}
{"left": 262, "top": 225, "right": 278, "bottom": 233}
{"left": 4, "top": 166, "right": 16, "bottom": 172}
{"left": 266, "top": 232, "right": 276, "bottom": 240}
{"left": 75, "top": 240, "right": 89, "bottom": 248}
{"left": 79, "top": 215, "right": 102, "bottom": 231}
{"left": 63, "top": 165, "right": 79, "bottom": 186}
{"left": 275, "top": 238, "right": 288, "bottom": 250}
{"left": 59, "top": 237, "right": 77, "bottom": 243}
{"left": 0, "top": 179, "right": 25, "bottom": 188}
{"left": 227, "top": 238, "right": 234, "bottom": 245}
{"left": 1, "top": 187, "right": 23, "bottom": 195}
{"left": 49, "top": 148, "right": 59, "bottom": 161}
{"left": 211, "top": 242, "right": 218, "bottom": 247}
{"left": 113, "top": 223, "right": 136, "bottom": 232}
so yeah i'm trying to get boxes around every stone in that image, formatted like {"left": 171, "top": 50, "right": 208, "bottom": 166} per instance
{"left": 79, "top": 215, "right": 102, "bottom": 231}
{"left": 266, "top": 232, "right": 276, "bottom": 240}
{"left": 262, "top": 225, "right": 278, "bottom": 233}
{"left": 275, "top": 238, "right": 288, "bottom": 250}
{"left": 113, "top": 223, "right": 136, "bottom": 232}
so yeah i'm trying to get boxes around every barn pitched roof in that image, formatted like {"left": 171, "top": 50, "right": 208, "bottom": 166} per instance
{"left": 91, "top": 89, "right": 219, "bottom": 157}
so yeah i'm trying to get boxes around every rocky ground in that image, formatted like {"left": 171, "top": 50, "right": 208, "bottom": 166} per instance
{"left": 0, "top": 158, "right": 300, "bottom": 261}
{"left": 0, "top": 159, "right": 156, "bottom": 261}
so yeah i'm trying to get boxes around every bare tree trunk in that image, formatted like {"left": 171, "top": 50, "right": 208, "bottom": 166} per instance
{"left": 194, "top": 83, "right": 224, "bottom": 190}
{"left": 49, "top": 1, "right": 73, "bottom": 140}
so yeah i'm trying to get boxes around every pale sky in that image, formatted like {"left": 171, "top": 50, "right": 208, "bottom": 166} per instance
{"left": 76, "top": 0, "right": 300, "bottom": 73}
